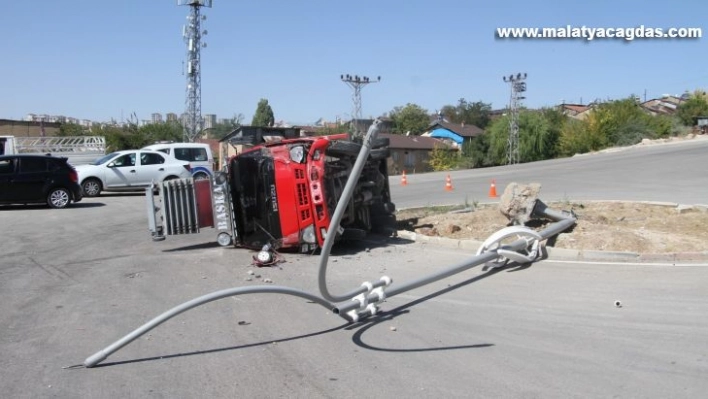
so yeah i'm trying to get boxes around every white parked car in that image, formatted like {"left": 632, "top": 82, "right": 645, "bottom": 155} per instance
{"left": 141, "top": 142, "right": 214, "bottom": 180}
{"left": 74, "top": 150, "right": 193, "bottom": 197}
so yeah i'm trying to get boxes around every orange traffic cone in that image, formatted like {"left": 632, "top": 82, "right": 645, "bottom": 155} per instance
{"left": 489, "top": 179, "right": 498, "bottom": 198}
{"left": 445, "top": 174, "right": 453, "bottom": 191}
{"left": 401, "top": 170, "right": 408, "bottom": 186}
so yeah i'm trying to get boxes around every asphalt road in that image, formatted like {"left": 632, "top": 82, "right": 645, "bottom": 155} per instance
{"left": 390, "top": 137, "right": 708, "bottom": 208}
{"left": 1, "top": 140, "right": 707, "bottom": 398}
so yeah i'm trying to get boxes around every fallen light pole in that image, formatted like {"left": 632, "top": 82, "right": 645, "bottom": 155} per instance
{"left": 82, "top": 119, "right": 577, "bottom": 368}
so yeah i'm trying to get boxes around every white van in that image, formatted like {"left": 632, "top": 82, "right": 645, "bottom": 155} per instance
{"left": 141, "top": 142, "right": 214, "bottom": 180}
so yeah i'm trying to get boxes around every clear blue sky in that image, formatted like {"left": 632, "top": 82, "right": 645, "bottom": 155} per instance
{"left": 1, "top": 0, "right": 705, "bottom": 125}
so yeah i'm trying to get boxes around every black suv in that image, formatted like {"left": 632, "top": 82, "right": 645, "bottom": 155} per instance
{"left": 0, "top": 155, "right": 83, "bottom": 209}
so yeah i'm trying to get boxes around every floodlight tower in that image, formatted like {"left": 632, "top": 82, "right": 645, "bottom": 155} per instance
{"left": 503, "top": 72, "right": 527, "bottom": 165}
{"left": 340, "top": 74, "right": 381, "bottom": 140}
{"left": 179, "top": 0, "right": 212, "bottom": 142}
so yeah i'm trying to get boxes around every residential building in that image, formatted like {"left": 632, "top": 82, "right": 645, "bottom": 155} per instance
{"left": 381, "top": 133, "right": 455, "bottom": 175}
{"left": 422, "top": 121, "right": 484, "bottom": 148}
{"left": 166, "top": 113, "right": 179, "bottom": 123}
{"left": 151, "top": 113, "right": 163, "bottom": 124}
{"left": 640, "top": 95, "right": 683, "bottom": 116}
{"left": 558, "top": 103, "right": 592, "bottom": 119}
{"left": 203, "top": 114, "right": 217, "bottom": 129}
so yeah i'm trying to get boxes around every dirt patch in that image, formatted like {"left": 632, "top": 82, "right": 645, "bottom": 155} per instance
{"left": 395, "top": 201, "right": 708, "bottom": 254}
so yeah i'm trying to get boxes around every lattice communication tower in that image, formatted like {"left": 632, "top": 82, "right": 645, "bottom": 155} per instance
{"left": 340, "top": 74, "right": 380, "bottom": 140}
{"left": 179, "top": 0, "right": 211, "bottom": 142}
{"left": 503, "top": 72, "right": 527, "bottom": 165}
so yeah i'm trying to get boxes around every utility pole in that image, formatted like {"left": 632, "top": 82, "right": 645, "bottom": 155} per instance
{"left": 179, "top": 0, "right": 211, "bottom": 142}
{"left": 340, "top": 74, "right": 380, "bottom": 141}
{"left": 502, "top": 72, "right": 527, "bottom": 165}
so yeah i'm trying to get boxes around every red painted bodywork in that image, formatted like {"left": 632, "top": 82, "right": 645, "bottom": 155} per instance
{"left": 234, "top": 134, "right": 348, "bottom": 248}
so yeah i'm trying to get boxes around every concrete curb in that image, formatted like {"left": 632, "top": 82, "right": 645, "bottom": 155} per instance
{"left": 396, "top": 230, "right": 708, "bottom": 264}
{"left": 395, "top": 200, "right": 708, "bottom": 264}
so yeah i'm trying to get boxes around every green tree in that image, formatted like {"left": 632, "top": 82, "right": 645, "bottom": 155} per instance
{"left": 518, "top": 111, "right": 558, "bottom": 162}
{"left": 252, "top": 99, "right": 275, "bottom": 127}
{"left": 440, "top": 99, "right": 492, "bottom": 129}
{"left": 98, "top": 125, "right": 132, "bottom": 153}
{"left": 427, "top": 143, "right": 457, "bottom": 171}
{"left": 485, "top": 116, "right": 510, "bottom": 165}
{"left": 459, "top": 135, "right": 490, "bottom": 168}
{"left": 676, "top": 94, "right": 708, "bottom": 126}
{"left": 389, "top": 103, "right": 430, "bottom": 135}
{"left": 584, "top": 97, "right": 656, "bottom": 147}
{"left": 58, "top": 122, "right": 88, "bottom": 136}
{"left": 558, "top": 118, "right": 603, "bottom": 156}
{"left": 540, "top": 107, "right": 566, "bottom": 156}
{"left": 648, "top": 114, "right": 681, "bottom": 138}
{"left": 484, "top": 110, "right": 560, "bottom": 164}
{"left": 138, "top": 123, "right": 183, "bottom": 145}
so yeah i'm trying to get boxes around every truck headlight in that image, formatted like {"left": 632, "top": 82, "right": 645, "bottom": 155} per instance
{"left": 289, "top": 145, "right": 305, "bottom": 163}
{"left": 302, "top": 224, "right": 316, "bottom": 244}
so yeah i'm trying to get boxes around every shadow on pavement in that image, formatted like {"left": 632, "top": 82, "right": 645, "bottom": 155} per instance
{"left": 0, "top": 202, "right": 105, "bottom": 210}
{"left": 72, "top": 264, "right": 528, "bottom": 369}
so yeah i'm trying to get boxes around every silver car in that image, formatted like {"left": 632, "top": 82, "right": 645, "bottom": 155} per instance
{"left": 74, "top": 150, "right": 193, "bottom": 197}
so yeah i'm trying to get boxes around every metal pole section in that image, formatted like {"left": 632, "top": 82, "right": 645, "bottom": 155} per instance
{"left": 531, "top": 200, "right": 578, "bottom": 238}
{"left": 334, "top": 244, "right": 515, "bottom": 316}
{"left": 333, "top": 206, "right": 577, "bottom": 316}
{"left": 83, "top": 286, "right": 334, "bottom": 368}
{"left": 317, "top": 119, "right": 383, "bottom": 303}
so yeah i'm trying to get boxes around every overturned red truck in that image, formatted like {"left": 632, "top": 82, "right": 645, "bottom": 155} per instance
{"left": 146, "top": 123, "right": 397, "bottom": 253}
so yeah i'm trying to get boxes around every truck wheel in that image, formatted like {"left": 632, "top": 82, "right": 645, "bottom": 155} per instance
{"left": 326, "top": 141, "right": 362, "bottom": 157}
{"left": 371, "top": 137, "right": 390, "bottom": 149}
{"left": 340, "top": 228, "right": 367, "bottom": 241}
{"left": 47, "top": 188, "right": 71, "bottom": 209}
{"left": 370, "top": 148, "right": 390, "bottom": 160}
{"left": 82, "top": 178, "right": 102, "bottom": 197}
{"left": 371, "top": 214, "right": 397, "bottom": 235}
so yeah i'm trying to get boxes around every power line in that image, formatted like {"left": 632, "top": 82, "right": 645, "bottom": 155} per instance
{"left": 502, "top": 72, "right": 527, "bottom": 165}
{"left": 179, "top": 0, "right": 212, "bottom": 142}
{"left": 340, "top": 74, "right": 381, "bottom": 140}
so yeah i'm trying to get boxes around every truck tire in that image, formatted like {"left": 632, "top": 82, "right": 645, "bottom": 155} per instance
{"left": 371, "top": 214, "right": 397, "bottom": 235}
{"left": 81, "top": 178, "right": 102, "bottom": 197}
{"left": 371, "top": 137, "right": 390, "bottom": 149}
{"left": 326, "top": 141, "right": 362, "bottom": 158}
{"left": 340, "top": 228, "right": 367, "bottom": 241}
{"left": 370, "top": 148, "right": 390, "bottom": 160}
